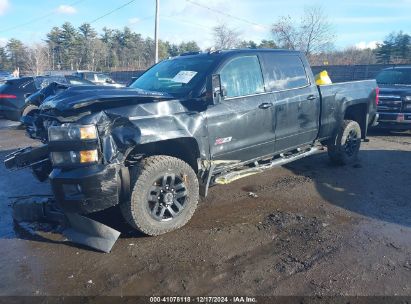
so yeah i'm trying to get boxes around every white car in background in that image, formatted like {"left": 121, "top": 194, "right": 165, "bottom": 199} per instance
{"left": 73, "top": 71, "right": 124, "bottom": 88}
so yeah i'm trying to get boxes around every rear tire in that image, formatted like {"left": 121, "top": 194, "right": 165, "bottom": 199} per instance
{"left": 120, "top": 155, "right": 199, "bottom": 236}
{"left": 327, "top": 120, "right": 361, "bottom": 165}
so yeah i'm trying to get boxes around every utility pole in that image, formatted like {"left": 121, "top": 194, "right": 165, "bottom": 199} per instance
{"left": 154, "top": 0, "right": 160, "bottom": 63}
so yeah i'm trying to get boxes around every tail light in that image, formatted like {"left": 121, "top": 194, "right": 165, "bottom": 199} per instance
{"left": 0, "top": 94, "right": 16, "bottom": 99}
{"left": 375, "top": 87, "right": 380, "bottom": 105}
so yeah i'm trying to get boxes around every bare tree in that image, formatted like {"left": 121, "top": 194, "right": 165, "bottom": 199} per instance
{"left": 272, "top": 6, "right": 335, "bottom": 55}
{"left": 24, "top": 43, "right": 49, "bottom": 75}
{"left": 212, "top": 23, "right": 241, "bottom": 50}
{"left": 309, "top": 47, "right": 377, "bottom": 66}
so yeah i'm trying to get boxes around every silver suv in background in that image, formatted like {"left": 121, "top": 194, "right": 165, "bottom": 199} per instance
{"left": 73, "top": 71, "right": 124, "bottom": 88}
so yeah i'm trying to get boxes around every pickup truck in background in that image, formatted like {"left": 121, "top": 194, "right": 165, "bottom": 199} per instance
{"left": 375, "top": 66, "right": 411, "bottom": 129}
{"left": 5, "top": 49, "right": 378, "bottom": 236}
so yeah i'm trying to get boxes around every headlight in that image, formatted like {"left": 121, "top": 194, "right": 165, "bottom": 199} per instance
{"left": 51, "top": 150, "right": 98, "bottom": 166}
{"left": 48, "top": 125, "right": 97, "bottom": 141}
{"left": 405, "top": 96, "right": 411, "bottom": 101}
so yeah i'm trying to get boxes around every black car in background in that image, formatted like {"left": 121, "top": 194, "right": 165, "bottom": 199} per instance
{"left": 0, "top": 75, "right": 93, "bottom": 121}
{"left": 375, "top": 66, "right": 411, "bottom": 130}
{"left": 0, "top": 70, "right": 12, "bottom": 81}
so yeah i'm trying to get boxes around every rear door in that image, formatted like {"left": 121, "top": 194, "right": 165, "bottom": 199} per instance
{"left": 260, "top": 53, "right": 320, "bottom": 153}
{"left": 206, "top": 55, "right": 277, "bottom": 162}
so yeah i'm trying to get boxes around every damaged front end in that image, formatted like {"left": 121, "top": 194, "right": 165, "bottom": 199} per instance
{"left": 5, "top": 110, "right": 126, "bottom": 252}
{"left": 5, "top": 84, "right": 209, "bottom": 251}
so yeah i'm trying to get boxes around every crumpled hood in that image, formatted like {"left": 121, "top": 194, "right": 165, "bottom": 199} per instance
{"left": 39, "top": 86, "right": 173, "bottom": 114}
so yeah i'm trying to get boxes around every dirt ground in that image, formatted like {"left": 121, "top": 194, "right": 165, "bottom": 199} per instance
{"left": 0, "top": 119, "right": 410, "bottom": 297}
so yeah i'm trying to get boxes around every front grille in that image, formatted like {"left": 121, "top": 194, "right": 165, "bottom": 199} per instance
{"left": 378, "top": 95, "right": 403, "bottom": 112}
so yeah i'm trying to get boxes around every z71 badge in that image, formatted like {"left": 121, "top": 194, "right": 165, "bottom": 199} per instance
{"left": 215, "top": 137, "right": 232, "bottom": 145}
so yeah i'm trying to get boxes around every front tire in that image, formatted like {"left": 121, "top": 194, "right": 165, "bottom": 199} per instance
{"left": 120, "top": 155, "right": 199, "bottom": 236}
{"left": 327, "top": 120, "right": 361, "bottom": 165}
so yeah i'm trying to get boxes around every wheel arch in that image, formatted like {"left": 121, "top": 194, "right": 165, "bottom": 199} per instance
{"left": 124, "top": 137, "right": 201, "bottom": 173}
{"left": 343, "top": 103, "right": 368, "bottom": 139}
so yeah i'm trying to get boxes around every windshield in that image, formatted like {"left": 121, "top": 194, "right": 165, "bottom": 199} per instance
{"left": 376, "top": 69, "right": 411, "bottom": 85}
{"left": 129, "top": 56, "right": 215, "bottom": 97}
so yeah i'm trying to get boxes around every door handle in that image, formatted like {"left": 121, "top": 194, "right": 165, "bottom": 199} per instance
{"left": 259, "top": 102, "right": 273, "bottom": 109}
{"left": 307, "top": 95, "right": 317, "bottom": 101}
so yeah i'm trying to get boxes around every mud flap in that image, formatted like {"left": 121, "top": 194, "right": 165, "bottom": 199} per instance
{"left": 63, "top": 213, "right": 120, "bottom": 253}
{"left": 12, "top": 198, "right": 121, "bottom": 253}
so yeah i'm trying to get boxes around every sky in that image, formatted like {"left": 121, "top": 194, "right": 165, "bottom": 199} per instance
{"left": 0, "top": 0, "right": 410, "bottom": 50}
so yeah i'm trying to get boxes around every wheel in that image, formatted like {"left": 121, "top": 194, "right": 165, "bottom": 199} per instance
{"left": 120, "top": 155, "right": 199, "bottom": 236}
{"left": 327, "top": 120, "right": 361, "bottom": 165}
{"left": 21, "top": 104, "right": 38, "bottom": 118}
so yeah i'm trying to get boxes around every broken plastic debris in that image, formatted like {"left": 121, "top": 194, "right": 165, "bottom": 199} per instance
{"left": 248, "top": 192, "right": 258, "bottom": 198}
{"left": 64, "top": 213, "right": 121, "bottom": 253}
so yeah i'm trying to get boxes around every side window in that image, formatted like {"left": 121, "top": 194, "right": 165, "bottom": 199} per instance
{"left": 84, "top": 73, "right": 94, "bottom": 81}
{"left": 220, "top": 56, "right": 264, "bottom": 98}
{"left": 262, "top": 54, "right": 308, "bottom": 91}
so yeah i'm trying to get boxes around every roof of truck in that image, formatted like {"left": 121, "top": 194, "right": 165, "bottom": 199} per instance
{"left": 177, "top": 48, "right": 301, "bottom": 59}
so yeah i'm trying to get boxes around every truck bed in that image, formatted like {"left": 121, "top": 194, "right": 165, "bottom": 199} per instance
{"left": 317, "top": 79, "right": 378, "bottom": 140}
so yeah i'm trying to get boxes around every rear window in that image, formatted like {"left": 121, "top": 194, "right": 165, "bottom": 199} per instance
{"left": 261, "top": 54, "right": 309, "bottom": 91}
{"left": 35, "top": 76, "right": 67, "bottom": 89}
{"left": 84, "top": 73, "right": 95, "bottom": 81}
{"left": 66, "top": 76, "right": 94, "bottom": 85}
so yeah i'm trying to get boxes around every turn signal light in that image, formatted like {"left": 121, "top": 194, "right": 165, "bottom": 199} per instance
{"left": 80, "top": 126, "right": 97, "bottom": 139}
{"left": 80, "top": 150, "right": 98, "bottom": 163}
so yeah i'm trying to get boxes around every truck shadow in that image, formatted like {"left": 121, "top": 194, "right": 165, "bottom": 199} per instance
{"left": 284, "top": 149, "right": 411, "bottom": 228}
{"left": 368, "top": 128, "right": 411, "bottom": 137}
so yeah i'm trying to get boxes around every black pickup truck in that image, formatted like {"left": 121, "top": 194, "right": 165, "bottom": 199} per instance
{"left": 375, "top": 66, "right": 411, "bottom": 129}
{"left": 5, "top": 49, "right": 378, "bottom": 236}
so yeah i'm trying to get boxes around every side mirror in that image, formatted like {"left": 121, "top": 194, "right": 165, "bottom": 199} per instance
{"left": 212, "top": 74, "right": 226, "bottom": 102}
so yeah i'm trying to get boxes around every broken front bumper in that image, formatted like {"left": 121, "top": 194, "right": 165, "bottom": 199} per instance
{"left": 5, "top": 146, "right": 121, "bottom": 215}
{"left": 49, "top": 164, "right": 120, "bottom": 214}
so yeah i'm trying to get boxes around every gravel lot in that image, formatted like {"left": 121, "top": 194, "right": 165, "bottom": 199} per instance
{"left": 0, "top": 119, "right": 410, "bottom": 296}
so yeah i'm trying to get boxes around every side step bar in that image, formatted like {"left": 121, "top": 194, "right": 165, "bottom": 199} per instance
{"left": 214, "top": 146, "right": 320, "bottom": 185}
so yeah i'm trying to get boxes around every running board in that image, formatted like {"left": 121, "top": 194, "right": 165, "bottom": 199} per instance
{"left": 214, "top": 146, "right": 320, "bottom": 185}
